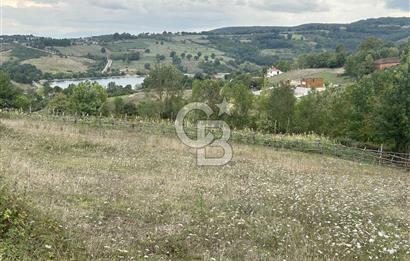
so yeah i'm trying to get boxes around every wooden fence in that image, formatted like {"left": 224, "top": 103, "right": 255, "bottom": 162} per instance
{"left": 1, "top": 111, "right": 409, "bottom": 170}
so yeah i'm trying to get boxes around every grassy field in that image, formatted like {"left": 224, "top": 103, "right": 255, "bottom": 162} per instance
{"left": 55, "top": 44, "right": 106, "bottom": 57}
{"left": 11, "top": 81, "right": 34, "bottom": 92}
{"left": 268, "top": 68, "right": 354, "bottom": 87}
{"left": 0, "top": 182, "right": 86, "bottom": 260}
{"left": 0, "top": 50, "right": 14, "bottom": 65}
{"left": 10, "top": 46, "right": 48, "bottom": 61}
{"left": 0, "top": 46, "right": 49, "bottom": 65}
{"left": 106, "top": 90, "right": 193, "bottom": 111}
{"left": 260, "top": 48, "right": 295, "bottom": 60}
{"left": 104, "top": 39, "right": 150, "bottom": 52}
{"left": 22, "top": 55, "right": 95, "bottom": 73}
{"left": 0, "top": 117, "right": 408, "bottom": 260}
{"left": 106, "top": 39, "right": 232, "bottom": 74}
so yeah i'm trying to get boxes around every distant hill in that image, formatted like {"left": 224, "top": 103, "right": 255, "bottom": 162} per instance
{"left": 209, "top": 17, "right": 410, "bottom": 48}
{"left": 210, "top": 17, "right": 409, "bottom": 37}
{"left": 1, "top": 17, "right": 408, "bottom": 79}
{"left": 204, "top": 17, "right": 409, "bottom": 64}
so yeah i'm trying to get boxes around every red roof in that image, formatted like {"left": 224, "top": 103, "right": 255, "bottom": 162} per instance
{"left": 374, "top": 57, "right": 400, "bottom": 65}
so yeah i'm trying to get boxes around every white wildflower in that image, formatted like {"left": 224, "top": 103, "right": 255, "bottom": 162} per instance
{"left": 386, "top": 249, "right": 397, "bottom": 255}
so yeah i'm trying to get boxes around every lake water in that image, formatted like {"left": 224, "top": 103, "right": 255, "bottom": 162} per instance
{"left": 49, "top": 75, "right": 146, "bottom": 89}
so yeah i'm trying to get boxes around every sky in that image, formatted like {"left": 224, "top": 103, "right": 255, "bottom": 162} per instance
{"left": 1, "top": 0, "right": 409, "bottom": 37}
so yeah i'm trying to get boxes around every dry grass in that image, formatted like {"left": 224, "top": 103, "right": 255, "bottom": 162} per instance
{"left": 55, "top": 45, "right": 106, "bottom": 57}
{"left": 0, "top": 50, "right": 14, "bottom": 65}
{"left": 22, "top": 55, "right": 94, "bottom": 73}
{"left": 0, "top": 118, "right": 409, "bottom": 260}
{"left": 267, "top": 68, "right": 353, "bottom": 87}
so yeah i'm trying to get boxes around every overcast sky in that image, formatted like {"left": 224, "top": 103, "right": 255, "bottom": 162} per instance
{"left": 2, "top": 0, "right": 409, "bottom": 37}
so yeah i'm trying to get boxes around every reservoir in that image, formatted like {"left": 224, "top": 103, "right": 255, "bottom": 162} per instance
{"left": 49, "top": 75, "right": 145, "bottom": 89}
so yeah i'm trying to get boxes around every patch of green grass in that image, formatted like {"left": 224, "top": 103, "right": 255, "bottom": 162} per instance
{"left": 314, "top": 71, "right": 354, "bottom": 86}
{"left": 268, "top": 68, "right": 354, "bottom": 87}
{"left": 10, "top": 46, "right": 48, "bottom": 61}
{"left": 0, "top": 183, "right": 87, "bottom": 260}
{"left": 104, "top": 40, "right": 150, "bottom": 52}
{"left": 108, "top": 38, "right": 233, "bottom": 74}
{"left": 22, "top": 56, "right": 94, "bottom": 74}
{"left": 55, "top": 45, "right": 106, "bottom": 57}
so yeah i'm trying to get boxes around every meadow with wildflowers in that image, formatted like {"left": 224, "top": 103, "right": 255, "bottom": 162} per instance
{"left": 0, "top": 118, "right": 408, "bottom": 260}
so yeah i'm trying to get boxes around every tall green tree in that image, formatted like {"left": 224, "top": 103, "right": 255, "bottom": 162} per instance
{"left": 190, "top": 79, "right": 224, "bottom": 121}
{"left": 344, "top": 37, "right": 400, "bottom": 79}
{"left": 70, "top": 81, "right": 107, "bottom": 115}
{"left": 114, "top": 97, "right": 124, "bottom": 115}
{"left": 0, "top": 70, "right": 19, "bottom": 108}
{"left": 47, "top": 93, "right": 70, "bottom": 114}
{"left": 192, "top": 79, "right": 223, "bottom": 112}
{"left": 347, "top": 63, "right": 410, "bottom": 151}
{"left": 142, "top": 65, "right": 184, "bottom": 100}
{"left": 222, "top": 81, "right": 253, "bottom": 129}
{"left": 257, "top": 84, "right": 296, "bottom": 133}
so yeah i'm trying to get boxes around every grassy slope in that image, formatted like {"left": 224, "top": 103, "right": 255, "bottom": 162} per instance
{"left": 0, "top": 50, "right": 14, "bottom": 65}
{"left": 22, "top": 56, "right": 95, "bottom": 74}
{"left": 0, "top": 118, "right": 408, "bottom": 260}
{"left": 10, "top": 46, "right": 48, "bottom": 60}
{"left": 0, "top": 46, "right": 49, "bottom": 66}
{"left": 55, "top": 45, "right": 106, "bottom": 57}
{"left": 105, "top": 38, "right": 232, "bottom": 74}
{"left": 268, "top": 68, "right": 354, "bottom": 87}
{"left": 106, "top": 90, "right": 192, "bottom": 110}
{"left": 0, "top": 125, "right": 86, "bottom": 260}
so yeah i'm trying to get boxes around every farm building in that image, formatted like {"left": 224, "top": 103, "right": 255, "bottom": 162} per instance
{"left": 266, "top": 67, "right": 283, "bottom": 78}
{"left": 301, "top": 78, "right": 324, "bottom": 88}
{"left": 374, "top": 57, "right": 400, "bottom": 70}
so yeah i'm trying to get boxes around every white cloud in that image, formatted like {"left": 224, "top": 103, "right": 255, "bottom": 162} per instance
{"left": 1, "top": 0, "right": 409, "bottom": 37}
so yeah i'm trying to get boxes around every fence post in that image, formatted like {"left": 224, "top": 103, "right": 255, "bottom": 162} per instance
{"left": 378, "top": 144, "right": 384, "bottom": 165}
{"left": 407, "top": 151, "right": 410, "bottom": 171}
{"left": 316, "top": 140, "right": 321, "bottom": 153}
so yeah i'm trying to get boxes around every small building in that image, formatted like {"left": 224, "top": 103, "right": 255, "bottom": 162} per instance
{"left": 266, "top": 67, "right": 283, "bottom": 78}
{"left": 374, "top": 57, "right": 400, "bottom": 70}
{"left": 301, "top": 78, "right": 324, "bottom": 89}
{"left": 214, "top": 73, "right": 230, "bottom": 80}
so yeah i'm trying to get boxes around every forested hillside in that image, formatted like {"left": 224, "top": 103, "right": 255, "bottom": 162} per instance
{"left": 1, "top": 17, "right": 408, "bottom": 79}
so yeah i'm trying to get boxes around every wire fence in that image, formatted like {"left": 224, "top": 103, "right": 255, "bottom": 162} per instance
{"left": 1, "top": 110, "right": 409, "bottom": 170}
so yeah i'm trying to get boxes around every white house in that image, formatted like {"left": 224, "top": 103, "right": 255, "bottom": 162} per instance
{"left": 266, "top": 67, "right": 283, "bottom": 78}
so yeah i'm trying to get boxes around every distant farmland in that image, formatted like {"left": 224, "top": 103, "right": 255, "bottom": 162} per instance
{"left": 268, "top": 68, "right": 353, "bottom": 87}
{"left": 23, "top": 55, "right": 95, "bottom": 73}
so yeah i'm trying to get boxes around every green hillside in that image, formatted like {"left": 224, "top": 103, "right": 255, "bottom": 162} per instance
{"left": 0, "top": 17, "right": 408, "bottom": 79}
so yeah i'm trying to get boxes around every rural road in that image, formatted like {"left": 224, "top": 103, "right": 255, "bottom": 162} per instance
{"left": 102, "top": 59, "right": 112, "bottom": 74}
